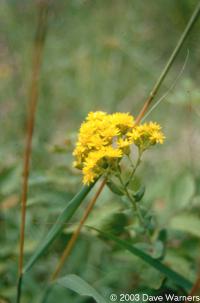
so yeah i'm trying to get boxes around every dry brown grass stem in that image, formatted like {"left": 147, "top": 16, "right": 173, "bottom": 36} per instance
{"left": 185, "top": 267, "right": 200, "bottom": 303}
{"left": 18, "top": 0, "right": 49, "bottom": 278}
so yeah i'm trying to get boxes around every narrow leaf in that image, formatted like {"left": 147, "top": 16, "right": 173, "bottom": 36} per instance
{"left": 106, "top": 180, "right": 124, "bottom": 196}
{"left": 24, "top": 184, "right": 95, "bottom": 273}
{"left": 170, "top": 214, "right": 200, "bottom": 238}
{"left": 57, "top": 274, "right": 107, "bottom": 303}
{"left": 94, "top": 228, "right": 192, "bottom": 291}
{"left": 132, "top": 185, "right": 145, "bottom": 202}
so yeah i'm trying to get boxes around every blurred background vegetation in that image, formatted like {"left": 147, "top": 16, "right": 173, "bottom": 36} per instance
{"left": 0, "top": 0, "right": 200, "bottom": 302}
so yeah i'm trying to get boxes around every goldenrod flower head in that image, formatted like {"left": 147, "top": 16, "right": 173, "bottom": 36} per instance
{"left": 128, "top": 122, "right": 165, "bottom": 150}
{"left": 73, "top": 112, "right": 165, "bottom": 184}
{"left": 109, "top": 112, "right": 134, "bottom": 133}
{"left": 150, "top": 131, "right": 165, "bottom": 144}
{"left": 87, "top": 111, "right": 107, "bottom": 121}
{"left": 82, "top": 146, "right": 122, "bottom": 185}
{"left": 117, "top": 137, "right": 132, "bottom": 154}
{"left": 73, "top": 111, "right": 119, "bottom": 168}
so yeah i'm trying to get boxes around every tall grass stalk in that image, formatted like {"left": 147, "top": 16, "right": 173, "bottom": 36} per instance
{"left": 135, "top": 1, "right": 200, "bottom": 124}
{"left": 17, "top": 2, "right": 49, "bottom": 302}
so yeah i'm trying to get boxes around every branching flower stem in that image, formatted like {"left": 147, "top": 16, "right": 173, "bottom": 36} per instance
{"left": 126, "top": 151, "right": 142, "bottom": 187}
{"left": 116, "top": 164, "right": 145, "bottom": 227}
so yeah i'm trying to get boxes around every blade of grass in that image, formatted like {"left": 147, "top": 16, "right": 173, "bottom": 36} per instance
{"left": 57, "top": 274, "right": 108, "bottom": 303}
{"left": 17, "top": 2, "right": 49, "bottom": 303}
{"left": 23, "top": 183, "right": 95, "bottom": 274}
{"left": 141, "top": 50, "right": 189, "bottom": 122}
{"left": 50, "top": 179, "right": 106, "bottom": 281}
{"left": 135, "top": 1, "right": 200, "bottom": 124}
{"left": 93, "top": 228, "right": 193, "bottom": 292}
{"left": 39, "top": 180, "right": 106, "bottom": 303}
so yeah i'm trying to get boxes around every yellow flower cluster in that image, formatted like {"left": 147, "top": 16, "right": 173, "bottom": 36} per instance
{"left": 128, "top": 122, "right": 165, "bottom": 151}
{"left": 73, "top": 111, "right": 165, "bottom": 185}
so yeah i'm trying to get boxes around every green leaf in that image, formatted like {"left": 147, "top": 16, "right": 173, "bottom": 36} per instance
{"left": 106, "top": 180, "right": 124, "bottom": 196}
{"left": 23, "top": 183, "right": 95, "bottom": 273}
{"left": 170, "top": 214, "right": 200, "bottom": 238}
{"left": 65, "top": 202, "right": 121, "bottom": 234}
{"left": 132, "top": 185, "right": 145, "bottom": 202}
{"left": 172, "top": 174, "right": 195, "bottom": 209}
{"left": 93, "top": 228, "right": 192, "bottom": 291}
{"left": 165, "top": 251, "right": 195, "bottom": 283}
{"left": 100, "top": 212, "right": 129, "bottom": 236}
{"left": 57, "top": 274, "right": 107, "bottom": 303}
{"left": 0, "top": 165, "right": 21, "bottom": 195}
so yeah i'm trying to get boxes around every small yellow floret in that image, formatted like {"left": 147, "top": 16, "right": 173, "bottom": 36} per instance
{"left": 128, "top": 122, "right": 165, "bottom": 150}
{"left": 150, "top": 131, "right": 165, "bottom": 144}
{"left": 109, "top": 112, "right": 134, "bottom": 132}
{"left": 82, "top": 146, "right": 122, "bottom": 185}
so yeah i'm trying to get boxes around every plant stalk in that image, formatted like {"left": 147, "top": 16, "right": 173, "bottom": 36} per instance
{"left": 117, "top": 168, "right": 145, "bottom": 228}
{"left": 135, "top": 1, "right": 200, "bottom": 124}
{"left": 17, "top": 2, "right": 49, "bottom": 303}
{"left": 126, "top": 151, "right": 142, "bottom": 187}
{"left": 16, "top": 276, "right": 22, "bottom": 303}
{"left": 185, "top": 270, "right": 200, "bottom": 303}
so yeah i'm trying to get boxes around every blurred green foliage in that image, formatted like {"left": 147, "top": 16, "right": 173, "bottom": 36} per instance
{"left": 0, "top": 0, "right": 200, "bottom": 302}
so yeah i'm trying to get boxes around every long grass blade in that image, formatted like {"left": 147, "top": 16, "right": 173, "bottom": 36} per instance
{"left": 57, "top": 274, "right": 108, "bottom": 303}
{"left": 94, "top": 228, "right": 193, "bottom": 292}
{"left": 24, "top": 184, "right": 95, "bottom": 273}
{"left": 51, "top": 179, "right": 106, "bottom": 281}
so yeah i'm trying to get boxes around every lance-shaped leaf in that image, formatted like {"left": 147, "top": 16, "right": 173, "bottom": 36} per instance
{"left": 132, "top": 185, "right": 145, "bottom": 202}
{"left": 94, "top": 228, "right": 192, "bottom": 292}
{"left": 57, "top": 274, "right": 108, "bottom": 303}
{"left": 106, "top": 180, "right": 124, "bottom": 196}
{"left": 24, "top": 184, "right": 95, "bottom": 273}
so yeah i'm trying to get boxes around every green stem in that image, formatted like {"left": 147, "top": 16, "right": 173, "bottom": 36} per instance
{"left": 126, "top": 152, "right": 142, "bottom": 187}
{"left": 16, "top": 275, "right": 22, "bottom": 303}
{"left": 17, "top": 3, "right": 49, "bottom": 303}
{"left": 116, "top": 166, "right": 145, "bottom": 226}
{"left": 125, "top": 187, "right": 145, "bottom": 227}
{"left": 40, "top": 284, "right": 53, "bottom": 303}
{"left": 135, "top": 1, "right": 200, "bottom": 124}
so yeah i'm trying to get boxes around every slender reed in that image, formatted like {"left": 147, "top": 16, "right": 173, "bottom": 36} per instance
{"left": 17, "top": 2, "right": 49, "bottom": 303}
{"left": 135, "top": 1, "right": 200, "bottom": 124}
